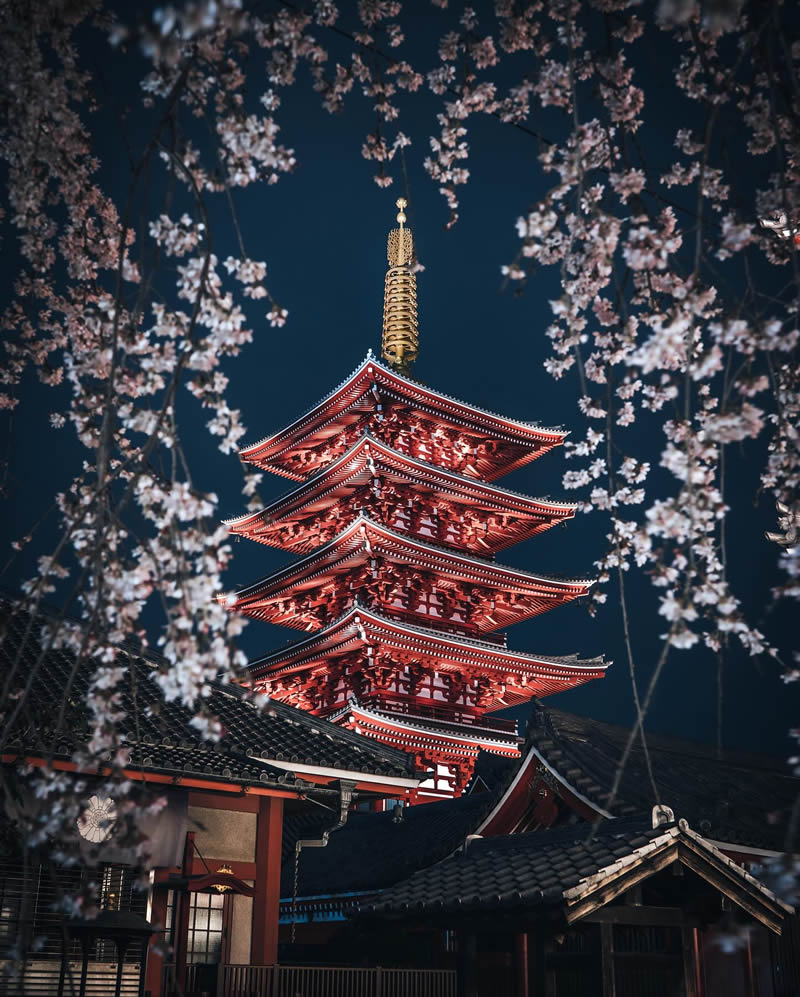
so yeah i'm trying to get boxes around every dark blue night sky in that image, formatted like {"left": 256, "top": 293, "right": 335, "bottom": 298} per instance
{"left": 2, "top": 3, "right": 797, "bottom": 760}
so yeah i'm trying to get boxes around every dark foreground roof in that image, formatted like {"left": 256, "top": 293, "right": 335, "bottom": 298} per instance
{"left": 371, "top": 817, "right": 662, "bottom": 915}
{"left": 0, "top": 602, "right": 416, "bottom": 792}
{"left": 278, "top": 699, "right": 800, "bottom": 902}
{"left": 369, "top": 816, "right": 792, "bottom": 922}
{"left": 466, "top": 746, "right": 518, "bottom": 794}
{"left": 281, "top": 792, "right": 493, "bottom": 897}
{"left": 527, "top": 704, "right": 799, "bottom": 852}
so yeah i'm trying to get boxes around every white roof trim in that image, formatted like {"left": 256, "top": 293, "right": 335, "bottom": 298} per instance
{"left": 232, "top": 513, "right": 595, "bottom": 600}
{"left": 225, "top": 432, "right": 577, "bottom": 525}
{"left": 251, "top": 755, "right": 420, "bottom": 789}
{"left": 248, "top": 602, "right": 607, "bottom": 674}
{"left": 474, "top": 749, "right": 540, "bottom": 834}
{"left": 350, "top": 703, "right": 520, "bottom": 750}
{"left": 529, "top": 744, "right": 614, "bottom": 819}
{"left": 703, "top": 839, "right": 787, "bottom": 860}
{"left": 239, "top": 353, "right": 566, "bottom": 457}
{"left": 561, "top": 820, "right": 794, "bottom": 915}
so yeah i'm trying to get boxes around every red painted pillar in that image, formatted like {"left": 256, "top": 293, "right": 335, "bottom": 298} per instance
{"left": 742, "top": 932, "right": 758, "bottom": 997}
{"left": 174, "top": 833, "right": 195, "bottom": 993}
{"left": 144, "top": 886, "right": 169, "bottom": 996}
{"left": 693, "top": 928, "right": 704, "bottom": 997}
{"left": 251, "top": 796, "right": 284, "bottom": 966}
{"left": 514, "top": 933, "right": 529, "bottom": 997}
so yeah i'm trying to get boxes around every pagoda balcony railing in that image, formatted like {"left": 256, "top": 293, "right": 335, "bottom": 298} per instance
{"left": 364, "top": 694, "right": 518, "bottom": 734}
{"left": 216, "top": 964, "right": 457, "bottom": 997}
{"left": 377, "top": 607, "right": 508, "bottom": 648}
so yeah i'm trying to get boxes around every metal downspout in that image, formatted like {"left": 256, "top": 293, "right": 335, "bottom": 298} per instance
{"left": 291, "top": 780, "right": 357, "bottom": 942}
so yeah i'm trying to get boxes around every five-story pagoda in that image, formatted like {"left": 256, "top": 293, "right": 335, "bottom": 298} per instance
{"left": 224, "top": 200, "right": 607, "bottom": 801}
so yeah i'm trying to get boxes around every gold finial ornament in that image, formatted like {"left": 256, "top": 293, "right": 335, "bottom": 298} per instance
{"left": 214, "top": 864, "right": 234, "bottom": 893}
{"left": 382, "top": 196, "right": 419, "bottom": 376}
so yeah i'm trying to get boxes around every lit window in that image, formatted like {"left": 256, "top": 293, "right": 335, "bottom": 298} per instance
{"left": 166, "top": 891, "right": 226, "bottom": 965}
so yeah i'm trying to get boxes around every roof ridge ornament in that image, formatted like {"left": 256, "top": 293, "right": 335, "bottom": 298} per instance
{"left": 652, "top": 803, "right": 675, "bottom": 829}
{"left": 382, "top": 197, "right": 419, "bottom": 376}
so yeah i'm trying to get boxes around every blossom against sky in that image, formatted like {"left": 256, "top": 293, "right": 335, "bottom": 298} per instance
{"left": 1, "top": 0, "right": 798, "bottom": 770}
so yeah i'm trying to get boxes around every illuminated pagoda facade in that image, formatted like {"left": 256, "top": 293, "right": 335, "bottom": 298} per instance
{"left": 225, "top": 200, "right": 607, "bottom": 800}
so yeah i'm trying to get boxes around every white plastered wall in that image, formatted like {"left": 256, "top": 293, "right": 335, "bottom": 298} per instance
{"left": 187, "top": 807, "right": 257, "bottom": 862}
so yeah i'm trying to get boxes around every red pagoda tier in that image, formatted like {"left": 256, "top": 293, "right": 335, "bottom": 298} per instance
{"left": 224, "top": 198, "right": 608, "bottom": 800}
{"left": 226, "top": 434, "right": 576, "bottom": 555}
{"left": 237, "top": 354, "right": 567, "bottom": 483}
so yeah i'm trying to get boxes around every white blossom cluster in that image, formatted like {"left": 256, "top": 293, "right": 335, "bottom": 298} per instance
{"left": 1, "top": 0, "right": 798, "bottom": 933}
{"left": 493, "top": 0, "right": 798, "bottom": 670}
{"left": 0, "top": 0, "right": 289, "bottom": 908}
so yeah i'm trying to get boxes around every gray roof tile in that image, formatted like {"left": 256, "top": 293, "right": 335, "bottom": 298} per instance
{"left": 0, "top": 602, "right": 416, "bottom": 790}
{"left": 524, "top": 703, "right": 799, "bottom": 852}
{"left": 370, "top": 818, "right": 669, "bottom": 916}
{"left": 280, "top": 792, "right": 494, "bottom": 897}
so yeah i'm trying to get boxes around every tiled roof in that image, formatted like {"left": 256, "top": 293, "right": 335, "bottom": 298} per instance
{"left": 225, "top": 431, "right": 577, "bottom": 528}
{"left": 368, "top": 816, "right": 793, "bottom": 918}
{"left": 468, "top": 749, "right": 519, "bottom": 793}
{"left": 239, "top": 352, "right": 565, "bottom": 458}
{"left": 233, "top": 515, "right": 595, "bottom": 600}
{"left": 275, "top": 700, "right": 800, "bottom": 907}
{"left": 273, "top": 697, "right": 800, "bottom": 907}
{"left": 280, "top": 792, "right": 495, "bottom": 898}
{"left": 125, "top": 741, "right": 296, "bottom": 787}
{"left": 279, "top": 735, "right": 533, "bottom": 900}
{"left": 250, "top": 602, "right": 607, "bottom": 676}
{"left": 0, "top": 602, "right": 417, "bottom": 789}
{"left": 369, "top": 817, "right": 663, "bottom": 914}
{"left": 525, "top": 703, "right": 799, "bottom": 852}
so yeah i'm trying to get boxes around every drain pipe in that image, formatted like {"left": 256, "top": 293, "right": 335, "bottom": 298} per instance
{"left": 291, "top": 779, "right": 357, "bottom": 942}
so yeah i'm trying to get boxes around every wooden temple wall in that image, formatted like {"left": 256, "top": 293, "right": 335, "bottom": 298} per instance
{"left": 454, "top": 921, "right": 798, "bottom": 997}
{"left": 0, "top": 860, "right": 148, "bottom": 996}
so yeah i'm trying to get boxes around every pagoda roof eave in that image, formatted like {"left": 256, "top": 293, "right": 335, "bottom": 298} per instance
{"left": 248, "top": 603, "right": 609, "bottom": 681}
{"left": 224, "top": 514, "right": 596, "bottom": 605}
{"left": 238, "top": 353, "right": 567, "bottom": 469}
{"left": 341, "top": 701, "right": 523, "bottom": 755}
{"left": 223, "top": 432, "right": 578, "bottom": 532}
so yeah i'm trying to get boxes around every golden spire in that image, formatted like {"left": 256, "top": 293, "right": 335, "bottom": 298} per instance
{"left": 382, "top": 197, "right": 419, "bottom": 376}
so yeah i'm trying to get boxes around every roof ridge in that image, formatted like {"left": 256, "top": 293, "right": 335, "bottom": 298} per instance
{"left": 248, "top": 601, "right": 606, "bottom": 673}
{"left": 238, "top": 352, "right": 567, "bottom": 460}
{"left": 545, "top": 705, "right": 796, "bottom": 773}
{"left": 228, "top": 514, "right": 596, "bottom": 602}
{"left": 368, "top": 354, "right": 566, "bottom": 434}
{"left": 239, "top": 353, "right": 374, "bottom": 456}
{"left": 223, "top": 430, "right": 578, "bottom": 526}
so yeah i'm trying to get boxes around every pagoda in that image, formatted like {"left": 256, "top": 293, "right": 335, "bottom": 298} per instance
{"left": 224, "top": 199, "right": 607, "bottom": 801}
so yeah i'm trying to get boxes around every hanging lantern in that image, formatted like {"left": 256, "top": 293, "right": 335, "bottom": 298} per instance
{"left": 213, "top": 865, "right": 234, "bottom": 893}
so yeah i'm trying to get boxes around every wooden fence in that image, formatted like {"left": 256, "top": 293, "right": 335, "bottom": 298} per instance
{"left": 219, "top": 964, "right": 457, "bottom": 997}
{"left": 0, "top": 960, "right": 143, "bottom": 995}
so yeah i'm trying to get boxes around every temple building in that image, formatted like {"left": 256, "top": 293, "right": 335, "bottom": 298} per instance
{"left": 0, "top": 599, "right": 421, "bottom": 997}
{"left": 224, "top": 200, "right": 608, "bottom": 800}
{"left": 4, "top": 203, "right": 799, "bottom": 997}
{"left": 277, "top": 703, "right": 800, "bottom": 997}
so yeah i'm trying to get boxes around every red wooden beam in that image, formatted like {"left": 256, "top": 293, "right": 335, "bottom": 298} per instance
{"left": 251, "top": 796, "right": 283, "bottom": 965}
{"left": 144, "top": 885, "right": 169, "bottom": 997}
{"left": 174, "top": 832, "right": 194, "bottom": 993}
{"left": 2, "top": 755, "right": 300, "bottom": 799}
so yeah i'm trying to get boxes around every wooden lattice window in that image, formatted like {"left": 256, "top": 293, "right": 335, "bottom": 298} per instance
{"left": 165, "top": 889, "right": 231, "bottom": 965}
